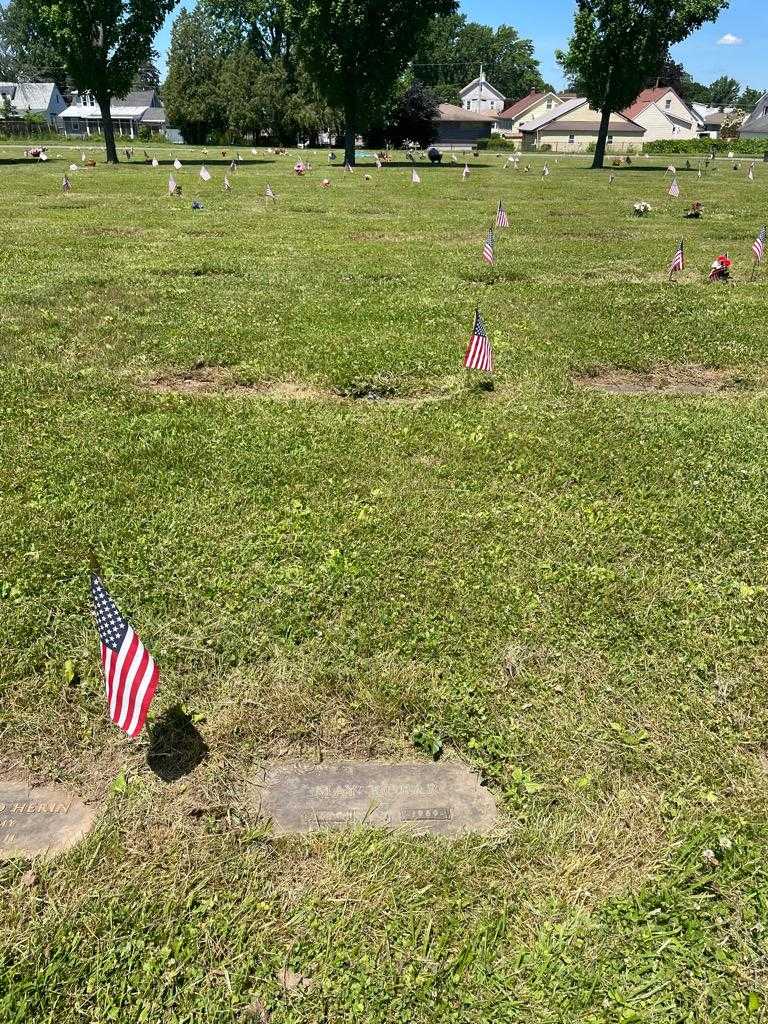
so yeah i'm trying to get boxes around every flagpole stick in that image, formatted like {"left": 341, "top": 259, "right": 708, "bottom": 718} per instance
{"left": 750, "top": 259, "right": 757, "bottom": 283}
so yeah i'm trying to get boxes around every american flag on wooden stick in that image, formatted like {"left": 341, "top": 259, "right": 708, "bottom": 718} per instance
{"left": 496, "top": 201, "right": 509, "bottom": 228}
{"left": 668, "top": 239, "right": 685, "bottom": 277}
{"left": 482, "top": 227, "right": 495, "bottom": 265}
{"left": 199, "top": 166, "right": 211, "bottom": 181}
{"left": 91, "top": 574, "right": 159, "bottom": 739}
{"left": 168, "top": 174, "right": 177, "bottom": 194}
{"left": 668, "top": 177, "right": 680, "bottom": 198}
{"left": 462, "top": 163, "right": 470, "bottom": 179}
{"left": 265, "top": 183, "right": 276, "bottom": 200}
{"left": 748, "top": 162, "right": 755, "bottom": 181}
{"left": 464, "top": 309, "right": 493, "bottom": 372}
{"left": 223, "top": 175, "right": 231, "bottom": 191}
{"left": 411, "top": 168, "right": 421, "bottom": 183}
{"left": 61, "top": 174, "right": 71, "bottom": 192}
{"left": 753, "top": 226, "right": 766, "bottom": 263}
{"left": 173, "top": 158, "right": 182, "bottom": 169}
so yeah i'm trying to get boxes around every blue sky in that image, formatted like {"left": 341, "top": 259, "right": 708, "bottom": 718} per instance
{"left": 156, "top": 0, "right": 766, "bottom": 90}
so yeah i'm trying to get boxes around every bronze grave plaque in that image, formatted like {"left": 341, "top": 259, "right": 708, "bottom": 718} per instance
{"left": 256, "top": 762, "right": 499, "bottom": 837}
{"left": 0, "top": 780, "right": 97, "bottom": 860}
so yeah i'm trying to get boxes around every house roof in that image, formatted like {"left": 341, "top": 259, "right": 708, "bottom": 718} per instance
{"left": 622, "top": 87, "right": 670, "bottom": 120}
{"left": 498, "top": 91, "right": 559, "bottom": 121}
{"left": 141, "top": 107, "right": 166, "bottom": 123}
{"left": 623, "top": 87, "right": 698, "bottom": 128}
{"left": 13, "top": 82, "right": 58, "bottom": 111}
{"left": 61, "top": 90, "right": 160, "bottom": 120}
{"left": 519, "top": 97, "right": 645, "bottom": 134}
{"left": 438, "top": 103, "right": 496, "bottom": 123}
{"left": 741, "top": 116, "right": 768, "bottom": 136}
{"left": 458, "top": 76, "right": 505, "bottom": 100}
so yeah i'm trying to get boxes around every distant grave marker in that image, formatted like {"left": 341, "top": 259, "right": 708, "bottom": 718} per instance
{"left": 0, "top": 780, "right": 96, "bottom": 860}
{"left": 256, "top": 762, "right": 499, "bottom": 837}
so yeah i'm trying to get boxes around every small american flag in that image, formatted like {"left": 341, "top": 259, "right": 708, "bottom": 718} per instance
{"left": 375, "top": 156, "right": 382, "bottom": 169}
{"left": 173, "top": 158, "right": 182, "bottom": 169}
{"left": 609, "top": 174, "right": 615, "bottom": 185}
{"left": 199, "top": 165, "right": 211, "bottom": 181}
{"left": 668, "top": 177, "right": 680, "bottom": 198}
{"left": 411, "top": 168, "right": 421, "bottom": 183}
{"left": 464, "top": 309, "right": 493, "bottom": 372}
{"left": 668, "top": 239, "right": 685, "bottom": 276}
{"left": 230, "top": 159, "right": 237, "bottom": 171}
{"left": 482, "top": 227, "right": 494, "bottom": 265}
{"left": 753, "top": 226, "right": 766, "bottom": 263}
{"left": 265, "top": 183, "right": 276, "bottom": 200}
{"left": 223, "top": 175, "right": 231, "bottom": 191}
{"left": 748, "top": 163, "right": 755, "bottom": 182}
{"left": 61, "top": 174, "right": 71, "bottom": 192}
{"left": 91, "top": 574, "right": 159, "bottom": 738}
{"left": 168, "top": 174, "right": 177, "bottom": 194}
{"left": 344, "top": 162, "right": 353, "bottom": 173}
{"left": 152, "top": 157, "right": 159, "bottom": 167}
{"left": 697, "top": 168, "right": 702, "bottom": 178}
{"left": 496, "top": 201, "right": 509, "bottom": 228}
{"left": 462, "top": 163, "right": 470, "bottom": 179}
{"left": 542, "top": 163, "right": 550, "bottom": 178}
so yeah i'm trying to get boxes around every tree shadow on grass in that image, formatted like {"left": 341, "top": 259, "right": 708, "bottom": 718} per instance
{"left": 147, "top": 704, "right": 209, "bottom": 783}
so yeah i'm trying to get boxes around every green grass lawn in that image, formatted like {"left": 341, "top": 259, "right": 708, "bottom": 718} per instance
{"left": 2, "top": 142, "right": 768, "bottom": 1023}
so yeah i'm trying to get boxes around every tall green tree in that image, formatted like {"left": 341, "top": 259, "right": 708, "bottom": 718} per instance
{"left": 384, "top": 79, "right": 440, "bottom": 148}
{"left": 557, "top": 0, "right": 729, "bottom": 169}
{"left": 164, "top": 6, "right": 228, "bottom": 144}
{"left": 287, "top": 0, "right": 456, "bottom": 166}
{"left": 708, "top": 74, "right": 739, "bottom": 108}
{"left": 413, "top": 14, "right": 548, "bottom": 104}
{"left": 737, "top": 86, "right": 762, "bottom": 112}
{"left": 133, "top": 48, "right": 162, "bottom": 91}
{"left": 0, "top": 0, "right": 68, "bottom": 89}
{"left": 20, "top": 0, "right": 176, "bottom": 162}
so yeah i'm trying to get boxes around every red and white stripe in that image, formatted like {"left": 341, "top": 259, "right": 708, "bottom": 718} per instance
{"left": 101, "top": 630, "right": 159, "bottom": 739}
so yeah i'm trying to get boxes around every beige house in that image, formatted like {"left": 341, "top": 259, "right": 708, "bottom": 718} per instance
{"left": 519, "top": 96, "right": 645, "bottom": 152}
{"left": 622, "top": 87, "right": 699, "bottom": 142}
{"left": 494, "top": 90, "right": 563, "bottom": 137}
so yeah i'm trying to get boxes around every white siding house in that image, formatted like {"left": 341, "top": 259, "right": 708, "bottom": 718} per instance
{"left": 458, "top": 70, "right": 506, "bottom": 117}
{"left": 0, "top": 82, "right": 67, "bottom": 124}
{"left": 622, "top": 88, "right": 699, "bottom": 142}
{"left": 740, "top": 93, "right": 768, "bottom": 139}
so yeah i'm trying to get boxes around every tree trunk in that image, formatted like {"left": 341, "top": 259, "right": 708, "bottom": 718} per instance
{"left": 98, "top": 91, "right": 118, "bottom": 163}
{"left": 343, "top": 90, "right": 356, "bottom": 166}
{"left": 591, "top": 106, "right": 612, "bottom": 169}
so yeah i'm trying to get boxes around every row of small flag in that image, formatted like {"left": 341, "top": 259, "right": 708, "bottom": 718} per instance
{"left": 668, "top": 226, "right": 765, "bottom": 279}
{"left": 666, "top": 161, "right": 757, "bottom": 197}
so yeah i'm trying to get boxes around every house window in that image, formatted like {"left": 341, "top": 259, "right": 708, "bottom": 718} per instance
{"left": 665, "top": 98, "right": 672, "bottom": 109}
{"left": 607, "top": 134, "right": 614, "bottom": 144}
{"left": 546, "top": 100, "right": 553, "bottom": 109}
{"left": 568, "top": 133, "right": 575, "bottom": 144}
{"left": 466, "top": 100, "right": 471, "bottom": 110}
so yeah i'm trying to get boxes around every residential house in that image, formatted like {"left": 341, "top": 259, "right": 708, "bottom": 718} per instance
{"left": 458, "top": 70, "right": 506, "bottom": 117}
{"left": 495, "top": 90, "right": 563, "bottom": 138}
{"left": 59, "top": 89, "right": 166, "bottom": 138}
{"left": 739, "top": 92, "right": 768, "bottom": 139}
{"left": 0, "top": 82, "right": 67, "bottom": 125}
{"left": 622, "top": 87, "right": 699, "bottom": 142}
{"left": 518, "top": 96, "right": 645, "bottom": 152}
{"left": 434, "top": 103, "right": 495, "bottom": 148}
{"left": 692, "top": 104, "right": 734, "bottom": 138}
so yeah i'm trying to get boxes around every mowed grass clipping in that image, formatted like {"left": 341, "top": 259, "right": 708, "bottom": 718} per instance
{"left": 2, "top": 144, "right": 768, "bottom": 1022}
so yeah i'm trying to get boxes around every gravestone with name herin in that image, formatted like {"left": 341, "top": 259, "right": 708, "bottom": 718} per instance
{"left": 0, "top": 780, "right": 97, "bottom": 860}
{"left": 256, "top": 762, "right": 499, "bottom": 837}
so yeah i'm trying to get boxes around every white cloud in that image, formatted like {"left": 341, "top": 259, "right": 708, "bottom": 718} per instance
{"left": 717, "top": 33, "right": 743, "bottom": 45}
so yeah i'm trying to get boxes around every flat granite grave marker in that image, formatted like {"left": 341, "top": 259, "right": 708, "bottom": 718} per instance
{"left": 0, "top": 780, "right": 96, "bottom": 860}
{"left": 256, "top": 762, "right": 499, "bottom": 837}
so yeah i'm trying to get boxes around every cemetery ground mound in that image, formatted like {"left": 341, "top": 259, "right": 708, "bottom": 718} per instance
{"left": 2, "top": 147, "right": 768, "bottom": 1023}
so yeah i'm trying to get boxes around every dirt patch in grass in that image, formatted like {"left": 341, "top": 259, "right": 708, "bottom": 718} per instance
{"left": 143, "top": 368, "right": 449, "bottom": 405}
{"left": 573, "top": 364, "right": 750, "bottom": 396}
